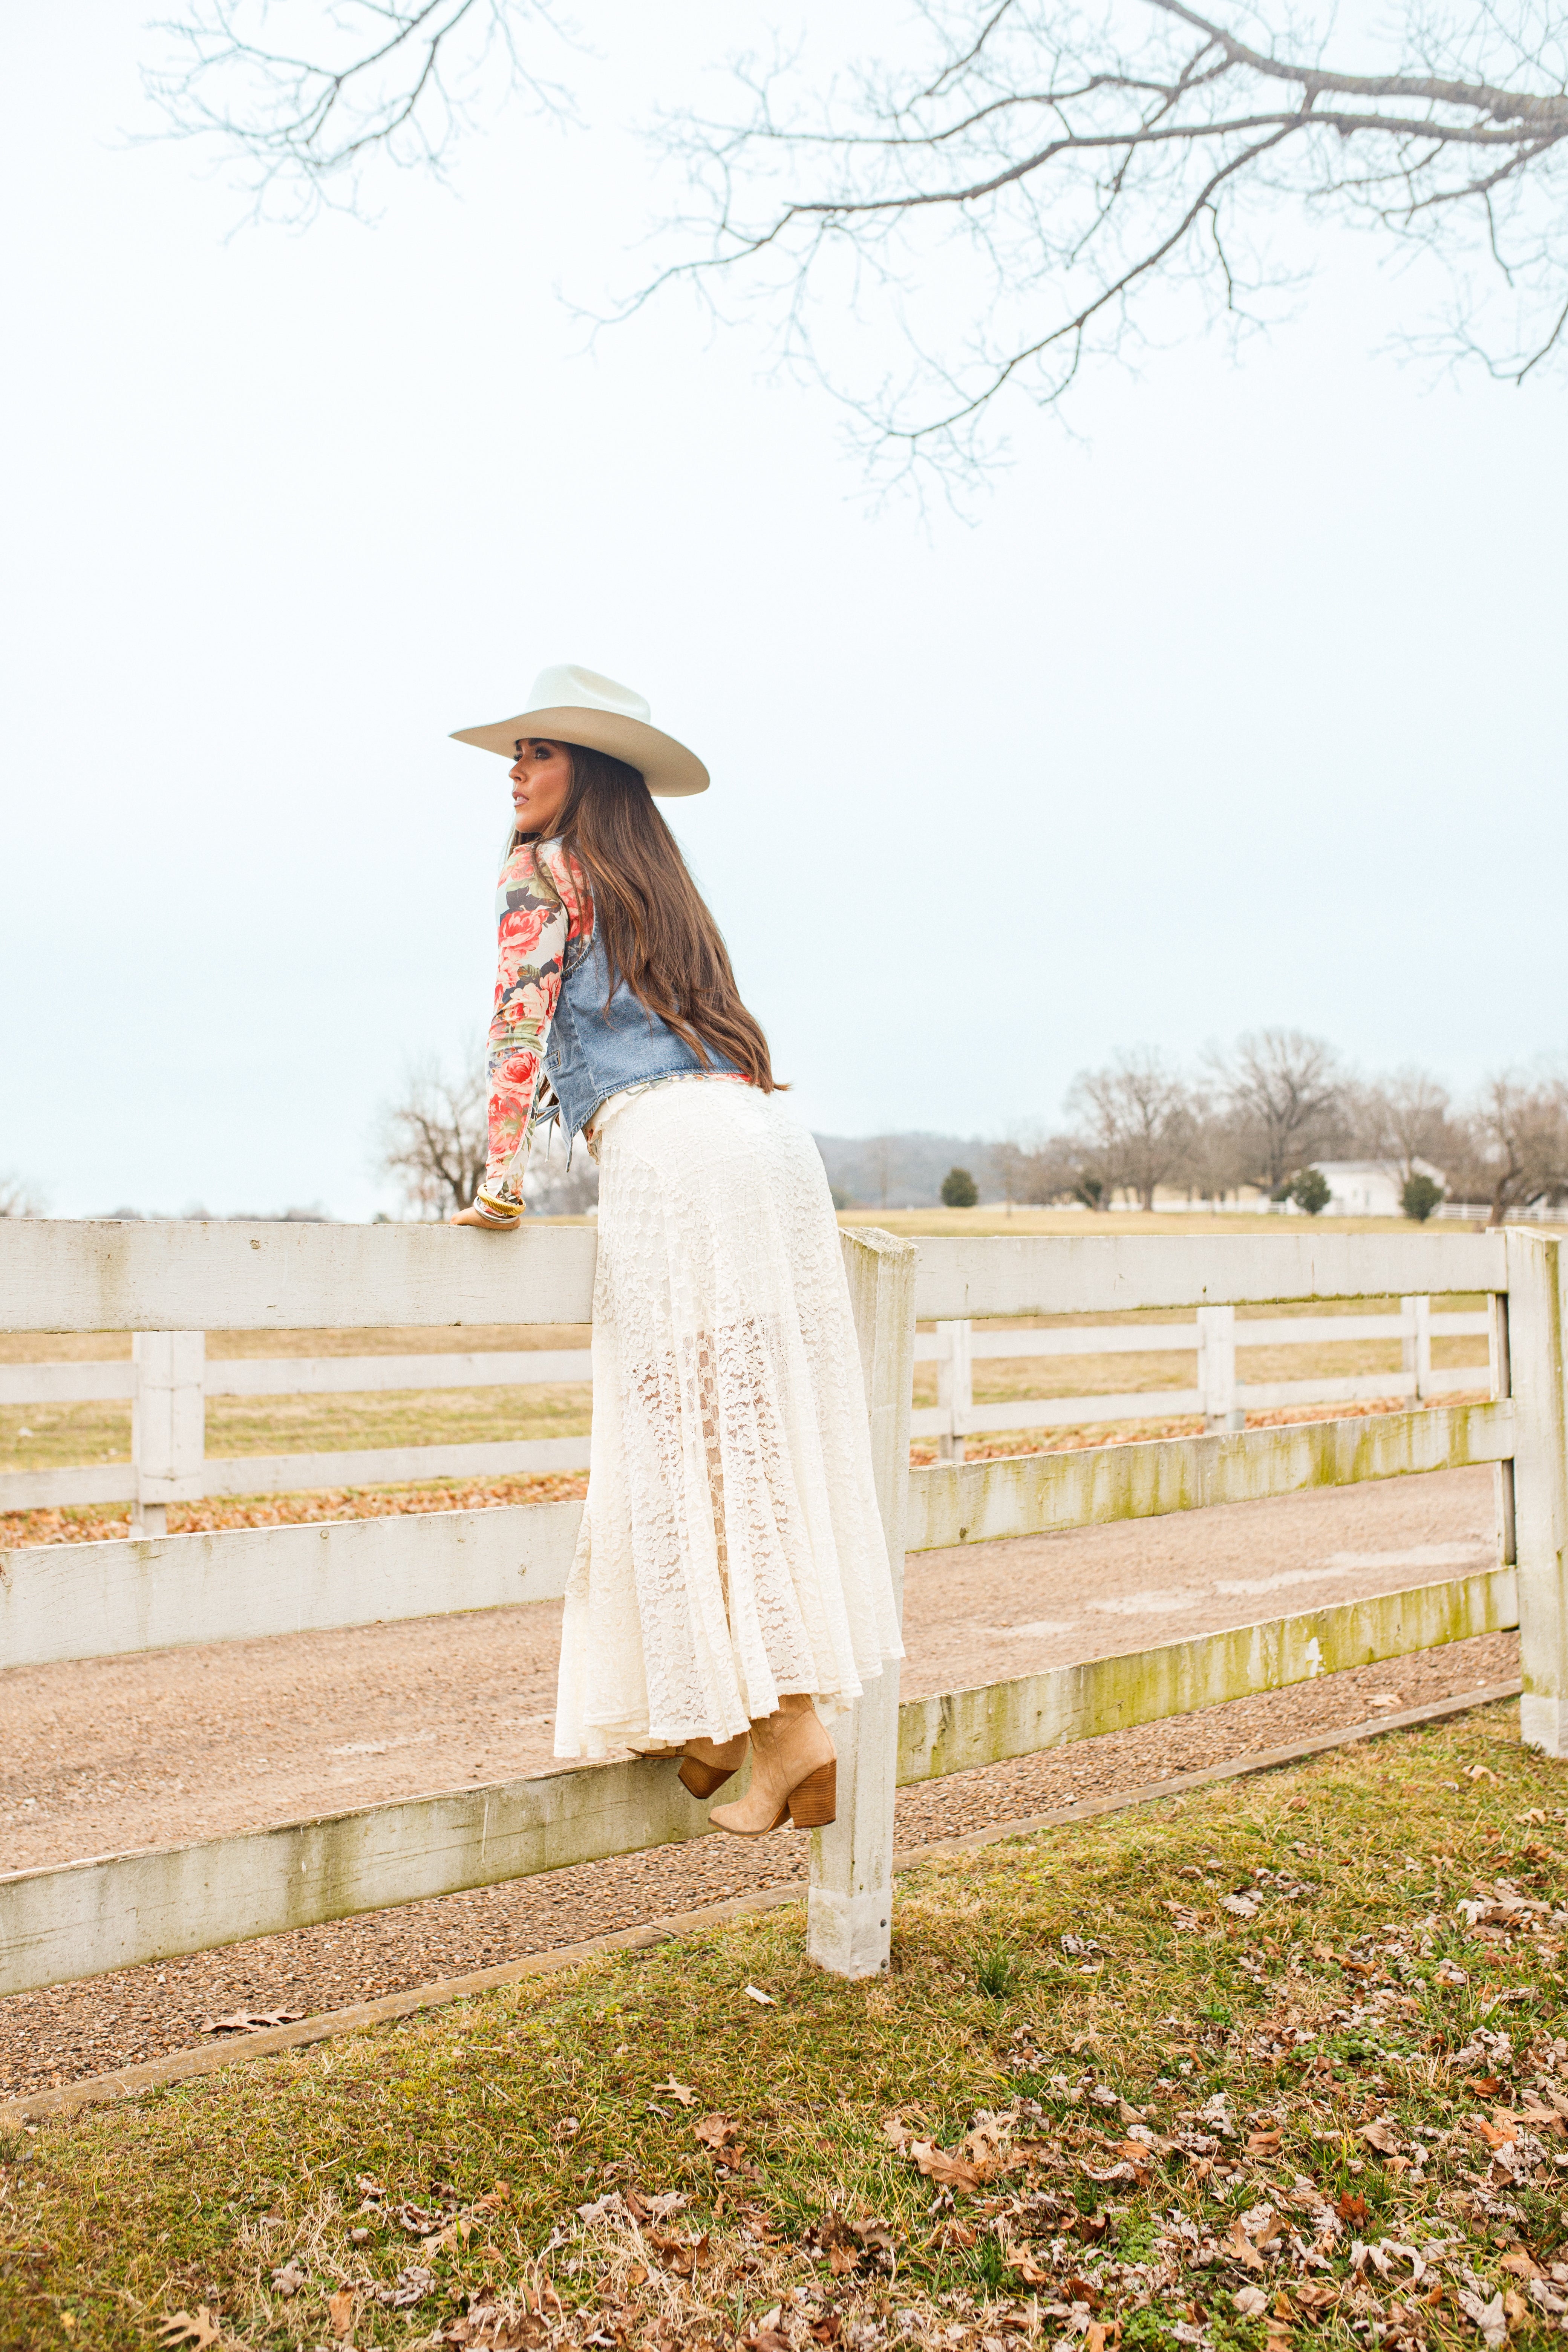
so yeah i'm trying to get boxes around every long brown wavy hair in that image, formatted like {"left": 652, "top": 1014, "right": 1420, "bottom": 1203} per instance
{"left": 524, "top": 744, "right": 781, "bottom": 1092}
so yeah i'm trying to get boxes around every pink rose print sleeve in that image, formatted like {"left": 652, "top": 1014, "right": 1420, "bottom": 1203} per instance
{"left": 473, "top": 841, "right": 591, "bottom": 1225}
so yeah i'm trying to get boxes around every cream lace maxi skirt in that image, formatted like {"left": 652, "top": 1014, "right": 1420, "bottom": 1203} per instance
{"left": 553, "top": 1076, "right": 904, "bottom": 1758}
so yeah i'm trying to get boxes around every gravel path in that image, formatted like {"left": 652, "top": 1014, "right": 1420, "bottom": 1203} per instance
{"left": 1, "top": 1466, "right": 1495, "bottom": 1873}
{"left": 0, "top": 1464, "right": 1514, "bottom": 2100}
{"left": 0, "top": 1625, "right": 1517, "bottom": 2103}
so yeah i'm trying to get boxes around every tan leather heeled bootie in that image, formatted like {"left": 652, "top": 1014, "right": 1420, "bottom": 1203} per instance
{"left": 678, "top": 1732, "right": 750, "bottom": 1799}
{"left": 709, "top": 1697, "right": 835, "bottom": 1836}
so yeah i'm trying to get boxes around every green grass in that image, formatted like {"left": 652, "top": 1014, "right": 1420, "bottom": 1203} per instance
{"left": 5, "top": 1706, "right": 1568, "bottom": 2352}
{"left": 0, "top": 1384, "right": 593, "bottom": 1478}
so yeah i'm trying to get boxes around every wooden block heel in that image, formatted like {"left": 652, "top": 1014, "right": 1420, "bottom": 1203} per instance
{"left": 786, "top": 1761, "right": 836, "bottom": 1828}
{"left": 678, "top": 1757, "right": 739, "bottom": 1799}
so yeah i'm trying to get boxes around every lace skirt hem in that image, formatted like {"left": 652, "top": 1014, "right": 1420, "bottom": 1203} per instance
{"left": 553, "top": 1080, "right": 903, "bottom": 1759}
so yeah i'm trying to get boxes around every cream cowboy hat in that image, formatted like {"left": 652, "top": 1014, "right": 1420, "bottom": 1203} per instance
{"left": 450, "top": 664, "right": 709, "bottom": 798}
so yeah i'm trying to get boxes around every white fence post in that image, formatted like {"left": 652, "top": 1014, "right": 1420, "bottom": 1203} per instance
{"left": 1490, "top": 1286, "right": 1517, "bottom": 1566}
{"left": 1505, "top": 1231, "right": 1568, "bottom": 1756}
{"left": 1402, "top": 1295, "right": 1433, "bottom": 1400}
{"left": 810, "top": 1227, "right": 917, "bottom": 1978}
{"left": 1197, "top": 1304, "right": 1240, "bottom": 1432}
{"left": 936, "top": 1318, "right": 972, "bottom": 1463}
{"left": 131, "top": 1332, "right": 206, "bottom": 1536}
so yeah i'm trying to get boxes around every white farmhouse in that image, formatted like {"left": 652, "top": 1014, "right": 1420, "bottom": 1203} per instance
{"left": 1311, "top": 1159, "right": 1444, "bottom": 1216}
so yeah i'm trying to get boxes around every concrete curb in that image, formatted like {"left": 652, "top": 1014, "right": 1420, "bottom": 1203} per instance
{"left": 1, "top": 1677, "right": 1520, "bottom": 2129}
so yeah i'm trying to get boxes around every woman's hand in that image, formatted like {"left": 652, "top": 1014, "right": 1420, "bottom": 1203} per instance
{"left": 449, "top": 1205, "right": 517, "bottom": 1230}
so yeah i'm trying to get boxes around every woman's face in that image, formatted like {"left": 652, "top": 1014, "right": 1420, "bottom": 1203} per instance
{"left": 509, "top": 738, "right": 573, "bottom": 836}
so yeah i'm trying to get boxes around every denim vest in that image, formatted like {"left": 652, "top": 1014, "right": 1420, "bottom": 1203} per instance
{"left": 542, "top": 895, "right": 740, "bottom": 1145}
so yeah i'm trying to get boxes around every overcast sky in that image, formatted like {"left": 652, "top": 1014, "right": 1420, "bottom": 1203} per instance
{"left": 3, "top": 0, "right": 1563, "bottom": 1221}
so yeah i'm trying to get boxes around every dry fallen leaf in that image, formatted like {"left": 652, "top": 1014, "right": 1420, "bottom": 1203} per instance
{"left": 271, "top": 2262, "right": 307, "bottom": 2298}
{"left": 652, "top": 2076, "right": 697, "bottom": 2107}
{"left": 329, "top": 2287, "right": 356, "bottom": 2340}
{"left": 1233, "top": 2289, "right": 1269, "bottom": 2318}
{"left": 1247, "top": 2127, "right": 1283, "bottom": 2156}
{"left": 157, "top": 2315, "right": 222, "bottom": 2351}
{"left": 881, "top": 2115, "right": 911, "bottom": 2150}
{"left": 375, "top": 2265, "right": 437, "bottom": 2308}
{"left": 1225, "top": 2228, "right": 1266, "bottom": 2275}
{"left": 1361, "top": 2119, "right": 1403, "bottom": 2155}
{"left": 910, "top": 2139, "right": 983, "bottom": 2194}
{"left": 694, "top": 2113, "right": 745, "bottom": 2151}
{"left": 995, "top": 2226, "right": 1049, "bottom": 2286}
{"left": 744, "top": 1984, "right": 778, "bottom": 2006}
{"left": 1335, "top": 2193, "right": 1369, "bottom": 2224}
{"left": 645, "top": 2231, "right": 713, "bottom": 2277}
{"left": 1501, "top": 2251, "right": 1544, "bottom": 2281}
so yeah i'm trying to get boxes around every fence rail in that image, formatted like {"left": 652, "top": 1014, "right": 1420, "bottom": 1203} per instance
{"left": 2, "top": 1215, "right": 1563, "bottom": 1995}
{"left": 1, "top": 1565, "right": 1517, "bottom": 2000}
{"left": 2, "top": 1295, "right": 1494, "bottom": 1520}
{"left": 911, "top": 1300, "right": 1493, "bottom": 1455}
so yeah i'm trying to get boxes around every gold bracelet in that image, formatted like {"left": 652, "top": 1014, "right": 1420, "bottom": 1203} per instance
{"left": 472, "top": 1193, "right": 524, "bottom": 1227}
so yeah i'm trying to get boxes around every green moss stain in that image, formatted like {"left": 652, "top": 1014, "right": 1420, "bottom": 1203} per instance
{"left": 910, "top": 1403, "right": 1503, "bottom": 1551}
{"left": 896, "top": 1570, "right": 1516, "bottom": 1787}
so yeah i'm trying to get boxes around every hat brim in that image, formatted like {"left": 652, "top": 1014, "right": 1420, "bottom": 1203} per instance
{"left": 450, "top": 706, "right": 709, "bottom": 797}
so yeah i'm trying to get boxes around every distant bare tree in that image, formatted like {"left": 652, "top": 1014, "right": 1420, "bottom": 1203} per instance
{"left": 1176, "top": 1087, "right": 1248, "bottom": 1203}
{"left": 864, "top": 1133, "right": 897, "bottom": 1213}
{"left": 1353, "top": 1065, "right": 1459, "bottom": 1179}
{"left": 1462, "top": 1068, "right": 1568, "bottom": 1224}
{"left": 526, "top": 1142, "right": 600, "bottom": 1216}
{"left": 0, "top": 1172, "right": 47, "bottom": 1219}
{"left": 379, "top": 1047, "right": 490, "bottom": 1218}
{"left": 1065, "top": 1048, "right": 1195, "bottom": 1212}
{"left": 1033, "top": 1131, "right": 1104, "bottom": 1205}
{"left": 1210, "top": 1028, "right": 1348, "bottom": 1194}
{"left": 989, "top": 1137, "right": 1026, "bottom": 1214}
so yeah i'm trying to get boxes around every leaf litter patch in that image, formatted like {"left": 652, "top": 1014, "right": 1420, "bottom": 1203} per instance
{"left": 8, "top": 1707, "right": 1568, "bottom": 2352}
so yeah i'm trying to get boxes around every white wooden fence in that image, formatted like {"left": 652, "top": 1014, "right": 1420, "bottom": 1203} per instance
{"left": 1, "top": 1294, "right": 1490, "bottom": 1521}
{"left": 0, "top": 1340, "right": 595, "bottom": 1526}
{"left": 3, "top": 1220, "right": 1566, "bottom": 2000}
{"left": 913, "top": 1297, "right": 1490, "bottom": 1460}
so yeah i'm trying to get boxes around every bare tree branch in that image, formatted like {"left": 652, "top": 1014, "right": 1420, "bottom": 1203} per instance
{"left": 144, "top": 0, "right": 579, "bottom": 219}
{"left": 145, "top": 0, "right": 1568, "bottom": 476}
{"left": 0, "top": 1171, "right": 48, "bottom": 1220}
{"left": 632, "top": 0, "right": 1568, "bottom": 481}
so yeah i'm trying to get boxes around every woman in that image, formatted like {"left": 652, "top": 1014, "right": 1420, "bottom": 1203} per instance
{"left": 449, "top": 666, "right": 902, "bottom": 1838}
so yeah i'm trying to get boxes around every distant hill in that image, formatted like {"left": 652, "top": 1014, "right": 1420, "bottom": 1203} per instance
{"left": 813, "top": 1132, "right": 993, "bottom": 1210}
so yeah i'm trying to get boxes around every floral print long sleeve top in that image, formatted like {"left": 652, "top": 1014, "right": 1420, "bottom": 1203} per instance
{"left": 476, "top": 836, "right": 591, "bottom": 1221}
